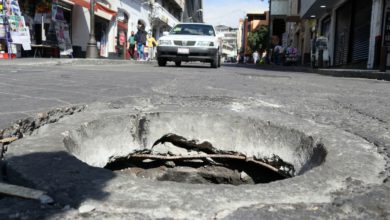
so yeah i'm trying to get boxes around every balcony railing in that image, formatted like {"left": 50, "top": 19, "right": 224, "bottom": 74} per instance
{"left": 151, "top": 3, "right": 180, "bottom": 27}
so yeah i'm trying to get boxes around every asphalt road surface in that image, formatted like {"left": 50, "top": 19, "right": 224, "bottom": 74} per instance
{"left": 0, "top": 60, "right": 389, "bottom": 219}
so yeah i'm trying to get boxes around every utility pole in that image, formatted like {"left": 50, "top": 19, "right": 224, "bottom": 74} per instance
{"left": 86, "top": 0, "right": 99, "bottom": 58}
{"left": 268, "top": 0, "right": 272, "bottom": 64}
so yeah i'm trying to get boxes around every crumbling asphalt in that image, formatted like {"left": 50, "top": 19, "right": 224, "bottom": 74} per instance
{"left": 0, "top": 60, "right": 389, "bottom": 219}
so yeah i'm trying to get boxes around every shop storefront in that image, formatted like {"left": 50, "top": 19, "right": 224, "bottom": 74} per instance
{"left": 350, "top": 0, "right": 372, "bottom": 63}
{"left": 380, "top": 0, "right": 390, "bottom": 68}
{"left": 95, "top": 16, "right": 109, "bottom": 57}
{"left": 334, "top": 1, "right": 351, "bottom": 66}
{"left": 334, "top": 0, "right": 372, "bottom": 66}
{"left": 10, "top": 0, "right": 116, "bottom": 58}
{"left": 16, "top": 0, "right": 73, "bottom": 57}
{"left": 116, "top": 12, "right": 128, "bottom": 58}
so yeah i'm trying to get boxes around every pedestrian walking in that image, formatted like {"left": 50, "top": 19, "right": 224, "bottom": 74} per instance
{"left": 127, "top": 31, "right": 136, "bottom": 60}
{"left": 135, "top": 25, "right": 147, "bottom": 60}
{"left": 147, "top": 33, "right": 158, "bottom": 60}
{"left": 273, "top": 45, "right": 283, "bottom": 65}
{"left": 252, "top": 51, "right": 259, "bottom": 64}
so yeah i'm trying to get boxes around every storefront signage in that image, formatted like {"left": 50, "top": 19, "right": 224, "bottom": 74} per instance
{"left": 119, "top": 31, "right": 125, "bottom": 46}
{"left": 3, "top": 0, "right": 31, "bottom": 50}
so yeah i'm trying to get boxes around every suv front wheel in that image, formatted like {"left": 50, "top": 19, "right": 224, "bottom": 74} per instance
{"left": 211, "top": 51, "right": 219, "bottom": 68}
{"left": 158, "top": 58, "right": 167, "bottom": 67}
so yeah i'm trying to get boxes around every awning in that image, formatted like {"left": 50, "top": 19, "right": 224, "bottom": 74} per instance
{"left": 301, "top": 0, "right": 340, "bottom": 19}
{"left": 96, "top": 3, "right": 117, "bottom": 16}
{"left": 117, "top": 21, "right": 128, "bottom": 30}
{"left": 69, "top": 0, "right": 117, "bottom": 19}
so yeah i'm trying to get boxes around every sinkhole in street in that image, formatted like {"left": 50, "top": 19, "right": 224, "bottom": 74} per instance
{"left": 63, "top": 112, "right": 327, "bottom": 185}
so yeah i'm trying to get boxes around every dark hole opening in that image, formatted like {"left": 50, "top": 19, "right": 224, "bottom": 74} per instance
{"left": 104, "top": 133, "right": 295, "bottom": 185}
{"left": 105, "top": 157, "right": 290, "bottom": 185}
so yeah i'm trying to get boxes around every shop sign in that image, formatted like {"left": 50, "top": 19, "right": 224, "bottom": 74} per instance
{"left": 3, "top": 0, "right": 31, "bottom": 50}
{"left": 52, "top": 2, "right": 65, "bottom": 21}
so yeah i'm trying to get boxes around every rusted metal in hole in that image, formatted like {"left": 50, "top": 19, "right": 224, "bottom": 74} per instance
{"left": 105, "top": 133, "right": 295, "bottom": 185}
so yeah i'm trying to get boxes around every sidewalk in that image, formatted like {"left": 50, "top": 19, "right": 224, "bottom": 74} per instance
{"left": 0, "top": 58, "right": 156, "bottom": 66}
{"left": 234, "top": 63, "right": 390, "bottom": 81}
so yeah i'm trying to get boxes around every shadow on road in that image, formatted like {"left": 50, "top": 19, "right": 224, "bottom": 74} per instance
{"left": 222, "top": 63, "right": 314, "bottom": 72}
{"left": 1, "top": 151, "right": 116, "bottom": 219}
{"left": 154, "top": 62, "right": 214, "bottom": 69}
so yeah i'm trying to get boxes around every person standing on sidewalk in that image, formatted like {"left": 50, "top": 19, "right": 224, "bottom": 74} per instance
{"left": 135, "top": 25, "right": 147, "bottom": 60}
{"left": 127, "top": 31, "right": 136, "bottom": 60}
{"left": 146, "top": 33, "right": 158, "bottom": 60}
{"left": 252, "top": 50, "right": 259, "bottom": 64}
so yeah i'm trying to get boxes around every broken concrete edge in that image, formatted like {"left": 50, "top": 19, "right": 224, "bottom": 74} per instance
{"left": 0, "top": 105, "right": 87, "bottom": 159}
{"left": 0, "top": 182, "right": 54, "bottom": 204}
{"left": 0, "top": 137, "right": 18, "bottom": 144}
{"left": 62, "top": 111, "right": 328, "bottom": 176}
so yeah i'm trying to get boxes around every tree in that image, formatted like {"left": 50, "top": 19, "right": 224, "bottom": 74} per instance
{"left": 247, "top": 25, "right": 268, "bottom": 53}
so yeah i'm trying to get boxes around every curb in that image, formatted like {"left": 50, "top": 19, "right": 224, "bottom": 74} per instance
{"left": 0, "top": 58, "right": 156, "bottom": 66}
{"left": 232, "top": 64, "right": 390, "bottom": 81}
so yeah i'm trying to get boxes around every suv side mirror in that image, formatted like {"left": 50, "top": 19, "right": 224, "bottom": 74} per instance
{"left": 163, "top": 31, "right": 169, "bottom": 36}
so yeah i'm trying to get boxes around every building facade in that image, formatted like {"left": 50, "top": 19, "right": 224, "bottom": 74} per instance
{"left": 13, "top": 0, "right": 203, "bottom": 59}
{"left": 183, "top": 0, "right": 203, "bottom": 23}
{"left": 241, "top": 11, "right": 269, "bottom": 56}
{"left": 215, "top": 25, "right": 238, "bottom": 61}
{"left": 270, "top": 0, "right": 316, "bottom": 65}
{"left": 295, "top": 0, "right": 389, "bottom": 69}
{"left": 150, "top": 0, "right": 184, "bottom": 40}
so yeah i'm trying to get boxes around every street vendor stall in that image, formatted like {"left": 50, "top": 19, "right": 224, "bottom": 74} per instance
{"left": 18, "top": 0, "right": 73, "bottom": 57}
{"left": 0, "top": 0, "right": 31, "bottom": 59}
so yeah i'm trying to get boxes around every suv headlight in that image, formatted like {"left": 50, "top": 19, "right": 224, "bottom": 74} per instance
{"left": 197, "top": 41, "right": 214, "bottom": 47}
{"left": 159, "top": 40, "right": 172, "bottom": 46}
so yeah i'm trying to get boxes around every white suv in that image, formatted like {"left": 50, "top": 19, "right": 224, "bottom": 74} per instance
{"left": 156, "top": 23, "right": 222, "bottom": 68}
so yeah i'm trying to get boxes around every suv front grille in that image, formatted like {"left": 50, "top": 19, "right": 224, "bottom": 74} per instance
{"left": 173, "top": 41, "right": 196, "bottom": 46}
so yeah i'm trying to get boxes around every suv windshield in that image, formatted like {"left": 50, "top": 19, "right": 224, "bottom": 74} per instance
{"left": 170, "top": 24, "right": 215, "bottom": 36}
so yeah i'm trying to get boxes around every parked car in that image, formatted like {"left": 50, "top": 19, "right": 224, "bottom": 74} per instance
{"left": 156, "top": 23, "right": 222, "bottom": 68}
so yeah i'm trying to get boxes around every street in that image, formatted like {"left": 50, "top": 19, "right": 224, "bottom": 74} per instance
{"left": 0, "top": 61, "right": 389, "bottom": 219}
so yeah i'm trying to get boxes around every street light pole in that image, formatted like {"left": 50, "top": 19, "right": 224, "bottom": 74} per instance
{"left": 86, "top": 0, "right": 98, "bottom": 58}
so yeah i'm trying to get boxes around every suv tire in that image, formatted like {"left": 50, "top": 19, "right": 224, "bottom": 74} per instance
{"left": 211, "top": 52, "right": 219, "bottom": 68}
{"left": 158, "top": 58, "right": 167, "bottom": 67}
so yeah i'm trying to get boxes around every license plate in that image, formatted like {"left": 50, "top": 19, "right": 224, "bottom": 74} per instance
{"left": 177, "top": 48, "right": 190, "bottom": 54}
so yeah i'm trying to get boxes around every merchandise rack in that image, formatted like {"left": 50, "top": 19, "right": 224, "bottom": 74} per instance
{"left": 0, "top": 0, "right": 13, "bottom": 59}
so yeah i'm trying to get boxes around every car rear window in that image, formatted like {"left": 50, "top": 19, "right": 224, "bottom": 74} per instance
{"left": 170, "top": 24, "right": 215, "bottom": 36}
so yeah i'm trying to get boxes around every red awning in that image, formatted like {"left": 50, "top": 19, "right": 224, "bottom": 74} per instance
{"left": 70, "top": 0, "right": 117, "bottom": 16}
{"left": 117, "top": 21, "right": 128, "bottom": 30}
{"left": 96, "top": 3, "right": 117, "bottom": 16}
{"left": 70, "top": 0, "right": 91, "bottom": 9}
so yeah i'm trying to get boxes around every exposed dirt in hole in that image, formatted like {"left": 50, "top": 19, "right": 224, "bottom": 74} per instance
{"left": 105, "top": 133, "right": 295, "bottom": 185}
